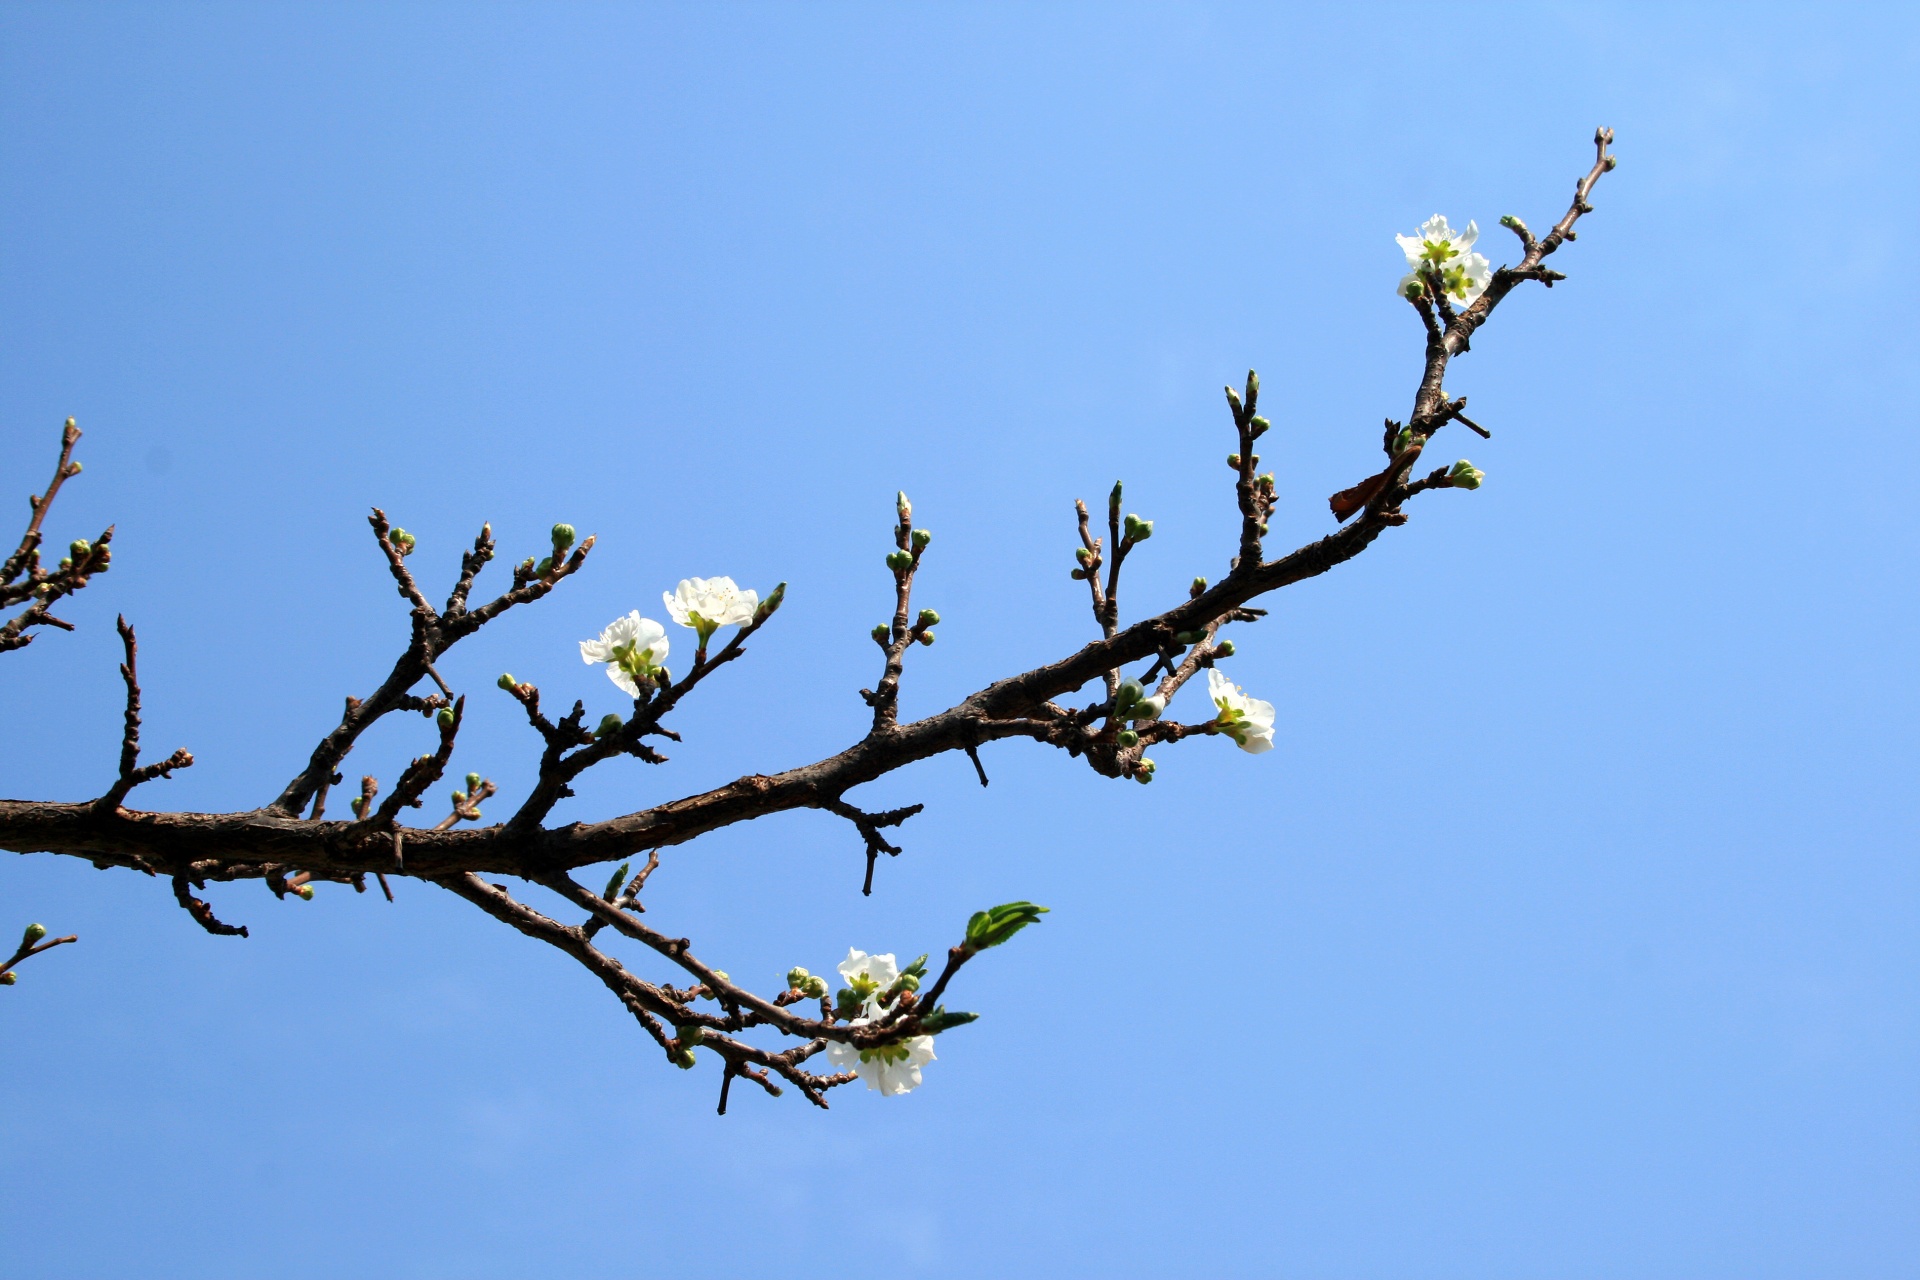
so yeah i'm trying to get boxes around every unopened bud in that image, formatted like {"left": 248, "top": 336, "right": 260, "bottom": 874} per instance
{"left": 1224, "top": 385, "right": 1243, "bottom": 417}
{"left": 1123, "top": 515, "right": 1153, "bottom": 542}
{"left": 915, "top": 631, "right": 934, "bottom": 645}
{"left": 916, "top": 608, "right": 940, "bottom": 628}
{"left": 1108, "top": 480, "right": 1123, "bottom": 516}
{"left": 595, "top": 713, "right": 623, "bottom": 738}
{"left": 911, "top": 528, "right": 932, "bottom": 551}
{"left": 1, "top": 972, "right": 15, "bottom": 984}
{"left": 1249, "top": 415, "right": 1270, "bottom": 440}
{"left": 1213, "top": 639, "right": 1235, "bottom": 657}
{"left": 1130, "top": 695, "right": 1165, "bottom": 723}
{"left": 451, "top": 790, "right": 467, "bottom": 806}
{"left": 22, "top": 923, "right": 47, "bottom": 949}
{"left": 1134, "top": 757, "right": 1156, "bottom": 782}
{"left": 69, "top": 539, "right": 90, "bottom": 560}
{"left": 497, "top": 673, "right": 517, "bottom": 691}
{"left": 1174, "top": 629, "right": 1207, "bottom": 646}
{"left": 436, "top": 706, "right": 456, "bottom": 729}
{"left": 296, "top": 884, "right": 315, "bottom": 901}
{"left": 550, "top": 523, "right": 576, "bottom": 551}
{"left": 1075, "top": 546, "right": 1094, "bottom": 566}
{"left": 390, "top": 529, "right": 415, "bottom": 554}
{"left": 896, "top": 490, "right": 911, "bottom": 520}
{"left": 1115, "top": 728, "right": 1138, "bottom": 747}
{"left": 753, "top": 581, "right": 787, "bottom": 622}
{"left": 1403, "top": 277, "right": 1425, "bottom": 299}
{"left": 1245, "top": 369, "right": 1260, "bottom": 401}
{"left": 1191, "top": 576, "right": 1207, "bottom": 595}
{"left": 1115, "top": 677, "right": 1144, "bottom": 710}
{"left": 1449, "top": 459, "right": 1485, "bottom": 490}
{"left": 871, "top": 623, "right": 891, "bottom": 644}
{"left": 535, "top": 556, "right": 553, "bottom": 577}
{"left": 1227, "top": 453, "right": 1241, "bottom": 470}
{"left": 466, "top": 772, "right": 482, "bottom": 792}
{"left": 673, "top": 1048, "right": 697, "bottom": 1069}
{"left": 885, "top": 549, "right": 913, "bottom": 572}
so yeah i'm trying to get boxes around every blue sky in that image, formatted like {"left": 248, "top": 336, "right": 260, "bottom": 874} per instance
{"left": 2, "top": 4, "right": 1915, "bottom": 1276}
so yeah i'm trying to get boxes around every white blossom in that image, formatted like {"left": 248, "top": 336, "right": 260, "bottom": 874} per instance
{"left": 827, "top": 1020, "right": 938, "bottom": 1096}
{"left": 662, "top": 576, "right": 758, "bottom": 645}
{"left": 836, "top": 946, "right": 898, "bottom": 1015}
{"left": 1396, "top": 214, "right": 1493, "bottom": 306}
{"left": 578, "top": 611, "right": 669, "bottom": 696}
{"left": 1206, "top": 667, "right": 1275, "bottom": 755}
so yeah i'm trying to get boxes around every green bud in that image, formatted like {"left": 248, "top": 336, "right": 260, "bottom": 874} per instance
{"left": 885, "top": 549, "right": 913, "bottom": 572}
{"left": 1403, "top": 277, "right": 1425, "bottom": 298}
{"left": 677, "top": 1024, "right": 705, "bottom": 1047}
{"left": 22, "top": 923, "right": 46, "bottom": 949}
{"left": 673, "top": 1048, "right": 697, "bottom": 1069}
{"left": 871, "top": 623, "right": 891, "bottom": 644}
{"left": 891, "top": 972, "right": 921, "bottom": 994}
{"left": 550, "top": 523, "right": 576, "bottom": 551}
{"left": 604, "top": 863, "right": 630, "bottom": 899}
{"left": 896, "top": 490, "right": 911, "bottom": 520}
{"left": 58, "top": 558, "right": 71, "bottom": 570}
{"left": 1224, "top": 384, "right": 1244, "bottom": 417}
{"left": 1115, "top": 676, "right": 1144, "bottom": 710}
{"left": 295, "top": 884, "right": 315, "bottom": 901}
{"left": 786, "top": 966, "right": 814, "bottom": 990}
{"left": 1108, "top": 480, "right": 1123, "bottom": 516}
{"left": 1123, "top": 515, "right": 1153, "bottom": 542}
{"left": 1192, "top": 576, "right": 1208, "bottom": 595}
{"left": 1449, "top": 459, "right": 1485, "bottom": 490}
{"left": 68, "top": 462, "right": 82, "bottom": 477}
{"left": 436, "top": 706, "right": 456, "bottom": 730}
{"left": 1134, "top": 757, "right": 1156, "bottom": 782}
{"left": 535, "top": 556, "right": 553, "bottom": 577}
{"left": 1116, "top": 728, "right": 1138, "bottom": 747}
{"left": 69, "top": 539, "right": 90, "bottom": 560}
{"left": 1393, "top": 426, "right": 1414, "bottom": 453}
{"left": 594, "top": 713, "right": 623, "bottom": 738}
{"left": 917, "top": 608, "right": 940, "bottom": 628}
{"left": 390, "top": 529, "right": 416, "bottom": 554}
{"left": 1227, "top": 453, "right": 1242, "bottom": 470}
{"left": 497, "top": 673, "right": 517, "bottom": 691}
{"left": 911, "top": 528, "right": 932, "bottom": 551}
{"left": 1249, "top": 415, "right": 1270, "bottom": 440}
{"left": 451, "top": 790, "right": 467, "bottom": 806}
{"left": 1, "top": 971, "right": 16, "bottom": 985}
{"left": 1245, "top": 369, "right": 1260, "bottom": 399}
{"left": 1069, "top": 568, "right": 1087, "bottom": 580}
{"left": 1174, "top": 630, "right": 1207, "bottom": 646}
{"left": 466, "top": 772, "right": 482, "bottom": 792}
{"left": 902, "top": 953, "right": 929, "bottom": 979}
{"left": 754, "top": 581, "right": 787, "bottom": 622}
{"left": 1130, "top": 695, "right": 1165, "bottom": 723}
{"left": 915, "top": 631, "right": 935, "bottom": 646}
{"left": 467, "top": 809, "right": 481, "bottom": 822}
{"left": 1214, "top": 639, "right": 1235, "bottom": 657}
{"left": 350, "top": 796, "right": 366, "bottom": 817}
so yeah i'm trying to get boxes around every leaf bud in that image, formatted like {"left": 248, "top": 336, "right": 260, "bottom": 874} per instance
{"left": 550, "top": 523, "right": 576, "bottom": 551}
{"left": 1108, "top": 480, "right": 1123, "bottom": 517}
{"left": 911, "top": 528, "right": 932, "bottom": 551}
{"left": 1224, "top": 384, "right": 1244, "bottom": 417}
{"left": 436, "top": 706, "right": 456, "bottom": 729}
{"left": 497, "top": 673, "right": 517, "bottom": 691}
{"left": 465, "top": 772, "right": 482, "bottom": 792}
{"left": 1245, "top": 369, "right": 1260, "bottom": 400}
{"left": 1393, "top": 426, "right": 1414, "bottom": 453}
{"left": 1115, "top": 728, "right": 1138, "bottom": 747}
{"left": 1449, "top": 459, "right": 1485, "bottom": 490}
{"left": 885, "top": 549, "right": 913, "bottom": 572}
{"left": 1249, "top": 415, "right": 1271, "bottom": 440}
{"left": 753, "top": 581, "right": 787, "bottom": 622}
{"left": 896, "top": 490, "right": 911, "bottom": 520}
{"left": 603, "top": 863, "right": 630, "bottom": 899}
{"left": 22, "top": 923, "right": 47, "bottom": 949}
{"left": 594, "top": 713, "right": 623, "bottom": 738}
{"left": 920, "top": 1007, "right": 979, "bottom": 1033}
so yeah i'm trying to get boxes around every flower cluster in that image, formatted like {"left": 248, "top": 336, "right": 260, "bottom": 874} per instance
{"left": 824, "top": 948, "right": 937, "bottom": 1096}
{"left": 1396, "top": 214, "right": 1492, "bottom": 307}
{"left": 579, "top": 576, "right": 760, "bottom": 695}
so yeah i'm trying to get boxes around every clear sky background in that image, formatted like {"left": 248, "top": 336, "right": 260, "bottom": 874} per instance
{"left": 2, "top": 4, "right": 1915, "bottom": 1277}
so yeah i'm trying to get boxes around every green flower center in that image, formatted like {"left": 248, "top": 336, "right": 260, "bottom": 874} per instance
{"left": 1420, "top": 238, "right": 1459, "bottom": 266}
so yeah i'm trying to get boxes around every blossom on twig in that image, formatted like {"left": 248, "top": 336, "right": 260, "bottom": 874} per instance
{"left": 1396, "top": 214, "right": 1492, "bottom": 306}
{"left": 579, "top": 611, "right": 669, "bottom": 696}
{"left": 663, "top": 576, "right": 758, "bottom": 648}
{"left": 1207, "top": 667, "right": 1275, "bottom": 754}
{"left": 827, "top": 1020, "right": 937, "bottom": 1095}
